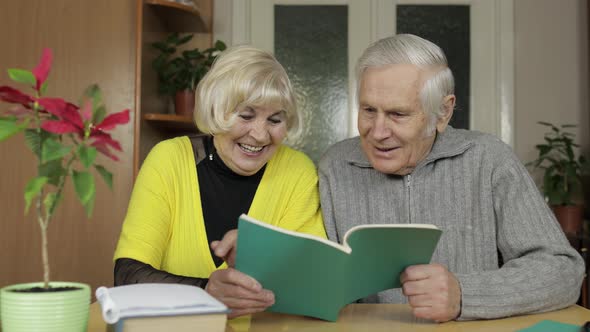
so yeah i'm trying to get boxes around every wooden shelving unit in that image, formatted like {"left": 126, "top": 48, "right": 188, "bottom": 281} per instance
{"left": 143, "top": 113, "right": 197, "bottom": 131}
{"left": 145, "top": 0, "right": 209, "bottom": 32}
{"left": 134, "top": 0, "right": 212, "bottom": 175}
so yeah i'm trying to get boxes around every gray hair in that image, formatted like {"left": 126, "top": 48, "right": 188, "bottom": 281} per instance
{"left": 356, "top": 34, "right": 454, "bottom": 133}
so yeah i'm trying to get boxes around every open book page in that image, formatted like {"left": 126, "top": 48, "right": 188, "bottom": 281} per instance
{"left": 96, "top": 283, "right": 228, "bottom": 324}
{"left": 235, "top": 214, "right": 442, "bottom": 321}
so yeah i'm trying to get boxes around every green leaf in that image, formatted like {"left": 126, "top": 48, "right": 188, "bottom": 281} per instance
{"left": 0, "top": 117, "right": 27, "bottom": 142}
{"left": 41, "top": 138, "right": 72, "bottom": 163}
{"left": 83, "top": 189, "right": 95, "bottom": 218}
{"left": 166, "top": 32, "right": 180, "bottom": 44}
{"left": 24, "top": 129, "right": 55, "bottom": 158}
{"left": 38, "top": 159, "right": 65, "bottom": 186}
{"left": 40, "top": 80, "right": 49, "bottom": 95}
{"left": 93, "top": 106, "right": 106, "bottom": 125}
{"left": 8, "top": 68, "right": 36, "bottom": 86}
{"left": 214, "top": 40, "right": 227, "bottom": 51}
{"left": 72, "top": 170, "right": 95, "bottom": 206}
{"left": 151, "top": 41, "right": 169, "bottom": 52}
{"left": 177, "top": 34, "right": 193, "bottom": 45}
{"left": 83, "top": 84, "right": 103, "bottom": 110}
{"left": 95, "top": 165, "right": 113, "bottom": 190}
{"left": 24, "top": 176, "right": 48, "bottom": 213}
{"left": 43, "top": 192, "right": 60, "bottom": 216}
{"left": 24, "top": 129, "right": 41, "bottom": 156}
{"left": 78, "top": 146, "right": 97, "bottom": 169}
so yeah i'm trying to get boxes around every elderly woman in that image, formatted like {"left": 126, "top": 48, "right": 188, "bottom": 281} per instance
{"left": 113, "top": 45, "right": 326, "bottom": 317}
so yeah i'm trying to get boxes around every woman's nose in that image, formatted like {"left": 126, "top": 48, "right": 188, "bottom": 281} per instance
{"left": 249, "top": 121, "right": 270, "bottom": 142}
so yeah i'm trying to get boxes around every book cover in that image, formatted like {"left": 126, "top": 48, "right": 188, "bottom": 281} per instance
{"left": 235, "top": 214, "right": 442, "bottom": 321}
{"left": 96, "top": 283, "right": 228, "bottom": 332}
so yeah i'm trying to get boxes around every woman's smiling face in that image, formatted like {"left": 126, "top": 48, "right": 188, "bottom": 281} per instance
{"left": 213, "top": 105, "right": 288, "bottom": 176}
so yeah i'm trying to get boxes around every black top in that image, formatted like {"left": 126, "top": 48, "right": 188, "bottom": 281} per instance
{"left": 197, "top": 136, "right": 265, "bottom": 266}
{"left": 114, "top": 136, "right": 264, "bottom": 287}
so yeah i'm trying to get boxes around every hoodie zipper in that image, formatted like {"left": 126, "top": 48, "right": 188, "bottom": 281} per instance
{"left": 406, "top": 174, "right": 412, "bottom": 224}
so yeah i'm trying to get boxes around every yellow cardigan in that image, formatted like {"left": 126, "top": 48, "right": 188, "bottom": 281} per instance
{"left": 114, "top": 136, "right": 326, "bottom": 278}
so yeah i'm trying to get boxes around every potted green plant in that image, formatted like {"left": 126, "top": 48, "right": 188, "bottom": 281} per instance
{"left": 0, "top": 48, "right": 129, "bottom": 331}
{"left": 151, "top": 33, "right": 226, "bottom": 116}
{"left": 527, "top": 121, "right": 588, "bottom": 236}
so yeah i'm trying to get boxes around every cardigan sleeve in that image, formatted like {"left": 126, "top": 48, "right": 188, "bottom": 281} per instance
{"left": 455, "top": 145, "right": 584, "bottom": 320}
{"left": 279, "top": 154, "right": 327, "bottom": 239}
{"left": 113, "top": 140, "right": 175, "bottom": 269}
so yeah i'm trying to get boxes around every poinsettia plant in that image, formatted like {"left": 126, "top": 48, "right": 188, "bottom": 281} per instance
{"left": 0, "top": 49, "right": 130, "bottom": 289}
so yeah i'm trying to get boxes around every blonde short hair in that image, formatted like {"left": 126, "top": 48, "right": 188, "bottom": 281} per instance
{"left": 194, "top": 45, "right": 300, "bottom": 139}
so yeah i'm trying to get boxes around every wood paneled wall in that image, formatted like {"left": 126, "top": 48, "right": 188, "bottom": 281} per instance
{"left": 0, "top": 0, "right": 136, "bottom": 294}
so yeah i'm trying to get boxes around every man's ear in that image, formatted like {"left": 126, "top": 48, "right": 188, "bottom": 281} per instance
{"left": 436, "top": 94, "right": 455, "bottom": 133}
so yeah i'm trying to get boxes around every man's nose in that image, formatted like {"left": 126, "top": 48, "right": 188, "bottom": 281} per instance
{"left": 371, "top": 113, "right": 390, "bottom": 140}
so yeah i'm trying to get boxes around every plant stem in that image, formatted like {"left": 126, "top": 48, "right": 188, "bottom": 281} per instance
{"left": 31, "top": 95, "right": 52, "bottom": 289}
{"left": 39, "top": 215, "right": 50, "bottom": 289}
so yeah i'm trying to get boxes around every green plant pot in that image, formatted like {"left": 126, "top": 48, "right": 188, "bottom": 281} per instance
{"left": 0, "top": 281, "right": 90, "bottom": 332}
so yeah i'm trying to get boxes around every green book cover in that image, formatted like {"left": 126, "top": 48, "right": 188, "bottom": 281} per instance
{"left": 235, "top": 214, "right": 442, "bottom": 321}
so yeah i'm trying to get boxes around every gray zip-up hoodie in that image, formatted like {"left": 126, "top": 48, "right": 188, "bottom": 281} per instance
{"left": 319, "top": 126, "right": 584, "bottom": 320}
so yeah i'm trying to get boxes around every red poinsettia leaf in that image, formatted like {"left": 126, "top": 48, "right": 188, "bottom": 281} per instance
{"left": 32, "top": 48, "right": 53, "bottom": 91}
{"left": 95, "top": 109, "right": 130, "bottom": 131}
{"left": 91, "top": 131, "right": 122, "bottom": 151}
{"left": 6, "top": 105, "right": 31, "bottom": 118}
{"left": 37, "top": 97, "right": 67, "bottom": 117}
{"left": 61, "top": 102, "right": 84, "bottom": 129}
{"left": 41, "top": 120, "right": 81, "bottom": 135}
{"left": 80, "top": 99, "right": 92, "bottom": 121}
{"left": 91, "top": 141, "right": 119, "bottom": 161}
{"left": 0, "top": 86, "right": 34, "bottom": 106}
{"left": 37, "top": 98, "right": 84, "bottom": 130}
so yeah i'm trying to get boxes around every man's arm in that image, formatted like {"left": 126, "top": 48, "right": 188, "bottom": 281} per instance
{"left": 454, "top": 148, "right": 584, "bottom": 320}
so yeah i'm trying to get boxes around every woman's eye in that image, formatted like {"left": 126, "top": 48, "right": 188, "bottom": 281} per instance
{"left": 268, "top": 117, "right": 282, "bottom": 124}
{"left": 239, "top": 114, "right": 254, "bottom": 120}
{"left": 362, "top": 107, "right": 376, "bottom": 114}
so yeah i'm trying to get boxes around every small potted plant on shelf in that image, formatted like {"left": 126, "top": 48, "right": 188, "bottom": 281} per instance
{"left": 527, "top": 121, "right": 588, "bottom": 236}
{"left": 151, "top": 33, "right": 226, "bottom": 117}
{"left": 0, "top": 49, "right": 130, "bottom": 332}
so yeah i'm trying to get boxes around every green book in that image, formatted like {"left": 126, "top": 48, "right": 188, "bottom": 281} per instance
{"left": 235, "top": 214, "right": 442, "bottom": 321}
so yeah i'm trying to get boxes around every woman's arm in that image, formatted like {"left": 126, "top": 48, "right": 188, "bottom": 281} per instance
{"left": 114, "top": 258, "right": 208, "bottom": 288}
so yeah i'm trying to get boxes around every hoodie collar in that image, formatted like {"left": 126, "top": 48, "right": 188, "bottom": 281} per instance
{"left": 347, "top": 127, "right": 473, "bottom": 169}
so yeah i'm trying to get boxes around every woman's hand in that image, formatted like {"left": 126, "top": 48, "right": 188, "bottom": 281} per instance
{"left": 208, "top": 229, "right": 274, "bottom": 318}
{"left": 206, "top": 268, "right": 275, "bottom": 318}
{"left": 210, "top": 229, "right": 238, "bottom": 267}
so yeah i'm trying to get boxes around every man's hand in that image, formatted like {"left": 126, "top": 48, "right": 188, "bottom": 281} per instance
{"left": 206, "top": 268, "right": 275, "bottom": 318}
{"left": 400, "top": 263, "right": 461, "bottom": 322}
{"left": 210, "top": 229, "right": 238, "bottom": 267}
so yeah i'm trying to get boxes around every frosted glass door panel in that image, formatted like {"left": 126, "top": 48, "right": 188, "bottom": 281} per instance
{"left": 397, "top": 5, "right": 470, "bottom": 130}
{"left": 275, "top": 5, "right": 348, "bottom": 163}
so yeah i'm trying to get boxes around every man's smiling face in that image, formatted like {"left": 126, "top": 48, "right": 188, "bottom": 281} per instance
{"left": 357, "top": 64, "right": 437, "bottom": 176}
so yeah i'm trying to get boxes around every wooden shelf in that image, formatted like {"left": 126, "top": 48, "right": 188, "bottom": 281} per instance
{"left": 143, "top": 113, "right": 199, "bottom": 132}
{"left": 145, "top": 0, "right": 208, "bottom": 32}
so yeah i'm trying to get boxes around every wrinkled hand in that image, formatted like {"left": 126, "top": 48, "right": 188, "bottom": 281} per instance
{"left": 210, "top": 229, "right": 238, "bottom": 267}
{"left": 206, "top": 268, "right": 274, "bottom": 318}
{"left": 400, "top": 263, "right": 461, "bottom": 322}
{"left": 207, "top": 230, "right": 274, "bottom": 318}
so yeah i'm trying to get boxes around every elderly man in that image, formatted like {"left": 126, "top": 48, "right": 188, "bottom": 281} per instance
{"left": 319, "top": 34, "right": 584, "bottom": 322}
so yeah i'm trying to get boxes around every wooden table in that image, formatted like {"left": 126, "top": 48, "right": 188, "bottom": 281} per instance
{"left": 88, "top": 302, "right": 590, "bottom": 331}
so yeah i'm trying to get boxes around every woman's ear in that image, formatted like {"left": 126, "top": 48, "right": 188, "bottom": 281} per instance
{"left": 436, "top": 94, "right": 456, "bottom": 133}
